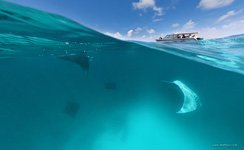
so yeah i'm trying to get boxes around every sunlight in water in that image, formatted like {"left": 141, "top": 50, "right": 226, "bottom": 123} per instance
{"left": 93, "top": 104, "right": 204, "bottom": 150}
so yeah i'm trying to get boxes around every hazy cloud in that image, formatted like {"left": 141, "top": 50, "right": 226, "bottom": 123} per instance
{"left": 198, "top": 0, "right": 234, "bottom": 10}
{"left": 182, "top": 20, "right": 196, "bottom": 31}
{"left": 127, "top": 29, "right": 134, "bottom": 37}
{"left": 199, "top": 19, "right": 244, "bottom": 38}
{"left": 105, "top": 32, "right": 123, "bottom": 39}
{"left": 171, "top": 23, "right": 180, "bottom": 28}
{"left": 217, "top": 10, "right": 241, "bottom": 23}
{"left": 132, "top": 0, "right": 163, "bottom": 16}
{"left": 153, "top": 18, "right": 162, "bottom": 22}
{"left": 147, "top": 28, "right": 155, "bottom": 34}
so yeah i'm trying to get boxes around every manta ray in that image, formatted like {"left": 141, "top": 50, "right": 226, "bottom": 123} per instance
{"left": 162, "top": 80, "right": 202, "bottom": 113}
{"left": 104, "top": 81, "right": 118, "bottom": 90}
{"left": 64, "top": 101, "right": 80, "bottom": 118}
{"left": 59, "top": 52, "right": 90, "bottom": 73}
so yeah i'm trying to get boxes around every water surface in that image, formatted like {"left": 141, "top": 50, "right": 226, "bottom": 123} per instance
{"left": 0, "top": 2, "right": 243, "bottom": 150}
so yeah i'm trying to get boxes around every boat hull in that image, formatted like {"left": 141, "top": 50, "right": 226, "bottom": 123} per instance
{"left": 156, "top": 38, "right": 203, "bottom": 43}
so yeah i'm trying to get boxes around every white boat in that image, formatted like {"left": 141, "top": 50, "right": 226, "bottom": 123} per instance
{"left": 156, "top": 32, "right": 203, "bottom": 42}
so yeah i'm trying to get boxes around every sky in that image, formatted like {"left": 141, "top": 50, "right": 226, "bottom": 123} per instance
{"left": 6, "top": 0, "right": 244, "bottom": 41}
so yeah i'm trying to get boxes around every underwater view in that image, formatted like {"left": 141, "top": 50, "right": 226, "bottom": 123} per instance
{"left": 0, "top": 1, "right": 244, "bottom": 150}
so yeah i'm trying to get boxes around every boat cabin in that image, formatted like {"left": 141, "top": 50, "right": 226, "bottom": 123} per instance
{"left": 156, "top": 32, "right": 203, "bottom": 42}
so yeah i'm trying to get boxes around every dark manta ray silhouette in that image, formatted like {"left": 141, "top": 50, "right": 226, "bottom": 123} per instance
{"left": 59, "top": 52, "right": 90, "bottom": 73}
{"left": 104, "top": 82, "right": 118, "bottom": 90}
{"left": 64, "top": 101, "right": 80, "bottom": 118}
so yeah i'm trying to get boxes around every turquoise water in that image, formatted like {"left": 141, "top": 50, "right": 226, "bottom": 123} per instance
{"left": 0, "top": 1, "right": 244, "bottom": 150}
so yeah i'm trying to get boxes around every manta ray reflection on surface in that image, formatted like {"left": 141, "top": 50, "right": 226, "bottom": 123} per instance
{"left": 162, "top": 80, "right": 201, "bottom": 113}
